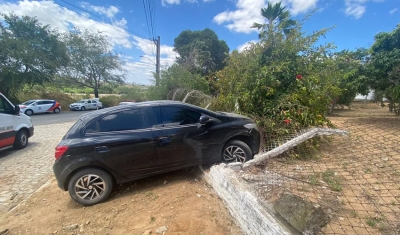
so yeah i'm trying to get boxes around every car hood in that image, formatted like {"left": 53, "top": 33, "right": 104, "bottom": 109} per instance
{"left": 218, "top": 112, "right": 252, "bottom": 120}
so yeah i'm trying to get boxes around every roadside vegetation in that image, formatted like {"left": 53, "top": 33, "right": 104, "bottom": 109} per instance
{"left": 1, "top": 2, "right": 399, "bottom": 137}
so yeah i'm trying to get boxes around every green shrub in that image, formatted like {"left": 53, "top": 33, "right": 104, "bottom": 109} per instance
{"left": 99, "top": 95, "right": 122, "bottom": 107}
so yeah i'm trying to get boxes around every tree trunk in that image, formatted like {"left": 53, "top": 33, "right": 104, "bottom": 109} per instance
{"left": 329, "top": 100, "right": 336, "bottom": 114}
{"left": 94, "top": 87, "right": 99, "bottom": 98}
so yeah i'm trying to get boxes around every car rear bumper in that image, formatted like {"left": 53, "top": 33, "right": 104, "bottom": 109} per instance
{"left": 53, "top": 157, "right": 73, "bottom": 191}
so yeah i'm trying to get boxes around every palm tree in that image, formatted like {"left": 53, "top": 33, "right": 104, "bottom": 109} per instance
{"left": 252, "top": 2, "right": 297, "bottom": 39}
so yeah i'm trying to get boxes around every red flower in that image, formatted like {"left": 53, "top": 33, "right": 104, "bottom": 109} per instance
{"left": 283, "top": 119, "right": 291, "bottom": 125}
{"left": 296, "top": 74, "right": 303, "bottom": 80}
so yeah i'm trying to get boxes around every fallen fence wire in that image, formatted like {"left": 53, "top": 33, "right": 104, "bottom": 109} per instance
{"left": 240, "top": 116, "right": 400, "bottom": 235}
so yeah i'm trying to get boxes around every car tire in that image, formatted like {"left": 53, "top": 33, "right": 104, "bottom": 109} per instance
{"left": 13, "top": 129, "right": 28, "bottom": 149}
{"left": 25, "top": 109, "right": 33, "bottom": 116}
{"left": 68, "top": 168, "right": 114, "bottom": 206}
{"left": 222, "top": 140, "right": 252, "bottom": 163}
{"left": 81, "top": 106, "right": 86, "bottom": 111}
{"left": 53, "top": 108, "right": 61, "bottom": 114}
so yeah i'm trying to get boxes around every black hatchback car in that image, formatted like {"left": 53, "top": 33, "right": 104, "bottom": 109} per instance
{"left": 53, "top": 101, "right": 260, "bottom": 205}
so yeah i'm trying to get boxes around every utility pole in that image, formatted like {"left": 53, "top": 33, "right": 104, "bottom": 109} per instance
{"left": 155, "top": 36, "right": 161, "bottom": 86}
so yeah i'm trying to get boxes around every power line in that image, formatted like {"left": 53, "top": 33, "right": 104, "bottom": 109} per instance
{"left": 57, "top": 0, "right": 148, "bottom": 39}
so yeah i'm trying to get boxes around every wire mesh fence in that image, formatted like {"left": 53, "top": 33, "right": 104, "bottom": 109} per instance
{"left": 239, "top": 112, "right": 400, "bottom": 234}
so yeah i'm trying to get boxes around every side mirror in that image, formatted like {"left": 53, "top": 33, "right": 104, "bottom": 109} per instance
{"left": 199, "top": 115, "right": 210, "bottom": 124}
{"left": 14, "top": 105, "right": 20, "bottom": 115}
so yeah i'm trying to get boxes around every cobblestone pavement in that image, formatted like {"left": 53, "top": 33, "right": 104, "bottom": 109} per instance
{"left": 0, "top": 122, "right": 74, "bottom": 214}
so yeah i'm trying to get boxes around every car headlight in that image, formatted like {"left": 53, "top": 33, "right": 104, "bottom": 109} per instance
{"left": 244, "top": 123, "right": 259, "bottom": 131}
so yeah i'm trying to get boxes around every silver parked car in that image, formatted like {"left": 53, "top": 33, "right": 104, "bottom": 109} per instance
{"left": 69, "top": 99, "right": 103, "bottom": 111}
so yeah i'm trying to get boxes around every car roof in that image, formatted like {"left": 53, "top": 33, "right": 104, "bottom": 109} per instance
{"left": 27, "top": 99, "right": 55, "bottom": 101}
{"left": 79, "top": 100, "right": 215, "bottom": 121}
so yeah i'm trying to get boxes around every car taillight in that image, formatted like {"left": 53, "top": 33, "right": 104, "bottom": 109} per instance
{"left": 55, "top": 146, "right": 68, "bottom": 160}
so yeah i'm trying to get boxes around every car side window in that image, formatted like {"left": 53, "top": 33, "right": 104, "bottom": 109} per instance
{"left": 0, "top": 96, "right": 13, "bottom": 114}
{"left": 92, "top": 101, "right": 97, "bottom": 103}
{"left": 86, "top": 109, "right": 145, "bottom": 134}
{"left": 160, "top": 106, "right": 201, "bottom": 125}
{"left": 87, "top": 100, "right": 92, "bottom": 103}
{"left": 36, "top": 101, "right": 44, "bottom": 105}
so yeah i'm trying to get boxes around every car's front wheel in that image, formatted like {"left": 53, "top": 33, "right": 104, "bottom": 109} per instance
{"left": 222, "top": 140, "right": 252, "bottom": 163}
{"left": 25, "top": 109, "right": 33, "bottom": 116}
{"left": 68, "top": 168, "right": 114, "bottom": 206}
{"left": 80, "top": 106, "right": 86, "bottom": 111}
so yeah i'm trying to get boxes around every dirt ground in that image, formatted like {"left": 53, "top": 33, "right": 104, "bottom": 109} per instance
{"left": 0, "top": 168, "right": 242, "bottom": 235}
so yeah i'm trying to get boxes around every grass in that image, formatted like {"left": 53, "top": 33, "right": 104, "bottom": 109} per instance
{"left": 365, "top": 215, "right": 385, "bottom": 228}
{"left": 308, "top": 173, "right": 320, "bottom": 185}
{"left": 364, "top": 167, "right": 372, "bottom": 173}
{"left": 150, "top": 216, "right": 156, "bottom": 223}
{"left": 322, "top": 170, "right": 342, "bottom": 192}
{"left": 349, "top": 210, "right": 358, "bottom": 218}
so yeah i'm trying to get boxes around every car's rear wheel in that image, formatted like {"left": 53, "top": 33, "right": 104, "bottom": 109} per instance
{"left": 13, "top": 129, "right": 28, "bottom": 149}
{"left": 68, "top": 168, "right": 114, "bottom": 206}
{"left": 53, "top": 108, "right": 61, "bottom": 114}
{"left": 222, "top": 140, "right": 252, "bottom": 163}
{"left": 80, "top": 106, "right": 86, "bottom": 111}
{"left": 25, "top": 109, "right": 33, "bottom": 116}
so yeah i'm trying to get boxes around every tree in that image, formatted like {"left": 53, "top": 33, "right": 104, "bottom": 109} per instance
{"left": 147, "top": 64, "right": 209, "bottom": 101}
{"left": 0, "top": 13, "right": 68, "bottom": 102}
{"left": 368, "top": 25, "right": 400, "bottom": 114}
{"left": 251, "top": 2, "right": 297, "bottom": 39}
{"left": 62, "top": 29, "right": 125, "bottom": 98}
{"left": 173, "top": 28, "right": 229, "bottom": 76}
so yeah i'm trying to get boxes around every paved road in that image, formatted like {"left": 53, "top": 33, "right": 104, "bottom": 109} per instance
{"left": 30, "top": 110, "right": 91, "bottom": 126}
{"left": 0, "top": 122, "right": 75, "bottom": 213}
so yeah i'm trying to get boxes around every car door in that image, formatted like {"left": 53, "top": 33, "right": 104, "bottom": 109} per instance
{"left": 91, "top": 100, "right": 98, "bottom": 109}
{"left": 83, "top": 107, "right": 159, "bottom": 178}
{"left": 34, "top": 101, "right": 47, "bottom": 114}
{"left": 0, "top": 96, "right": 15, "bottom": 148}
{"left": 42, "top": 101, "right": 54, "bottom": 112}
{"left": 86, "top": 100, "right": 93, "bottom": 110}
{"left": 150, "top": 105, "right": 207, "bottom": 170}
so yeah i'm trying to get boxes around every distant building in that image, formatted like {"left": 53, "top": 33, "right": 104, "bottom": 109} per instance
{"left": 354, "top": 90, "right": 387, "bottom": 102}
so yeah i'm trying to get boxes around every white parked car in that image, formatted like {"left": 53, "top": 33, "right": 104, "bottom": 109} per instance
{"left": 69, "top": 99, "right": 103, "bottom": 111}
{"left": 0, "top": 92, "right": 34, "bottom": 150}
{"left": 19, "top": 99, "right": 61, "bottom": 116}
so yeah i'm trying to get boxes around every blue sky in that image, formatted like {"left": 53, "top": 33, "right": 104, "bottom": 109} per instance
{"left": 0, "top": 0, "right": 399, "bottom": 84}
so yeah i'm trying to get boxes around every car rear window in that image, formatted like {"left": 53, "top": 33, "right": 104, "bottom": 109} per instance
{"left": 85, "top": 109, "right": 145, "bottom": 133}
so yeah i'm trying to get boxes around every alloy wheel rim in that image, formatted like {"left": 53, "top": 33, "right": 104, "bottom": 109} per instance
{"left": 223, "top": 146, "right": 246, "bottom": 163}
{"left": 75, "top": 174, "right": 106, "bottom": 201}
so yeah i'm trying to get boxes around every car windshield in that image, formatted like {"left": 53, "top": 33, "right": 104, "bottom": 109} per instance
{"left": 22, "top": 100, "right": 36, "bottom": 105}
{"left": 77, "top": 100, "right": 87, "bottom": 103}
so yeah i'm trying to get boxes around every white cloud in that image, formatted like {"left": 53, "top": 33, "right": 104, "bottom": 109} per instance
{"left": 344, "top": 0, "right": 366, "bottom": 19}
{"left": 0, "top": 0, "right": 176, "bottom": 85}
{"left": 213, "top": 0, "right": 318, "bottom": 34}
{"left": 162, "top": 0, "right": 213, "bottom": 6}
{"left": 0, "top": 0, "right": 132, "bottom": 48}
{"left": 237, "top": 40, "right": 257, "bottom": 52}
{"left": 162, "top": 0, "right": 180, "bottom": 6}
{"left": 389, "top": 8, "right": 398, "bottom": 14}
{"left": 79, "top": 2, "right": 119, "bottom": 18}
{"left": 343, "top": 0, "right": 385, "bottom": 19}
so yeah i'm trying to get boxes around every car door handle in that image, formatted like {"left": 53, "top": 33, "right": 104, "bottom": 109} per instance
{"left": 94, "top": 146, "right": 109, "bottom": 153}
